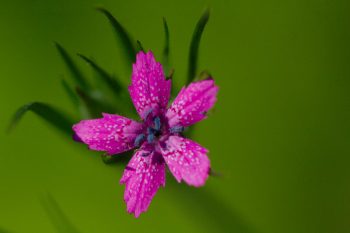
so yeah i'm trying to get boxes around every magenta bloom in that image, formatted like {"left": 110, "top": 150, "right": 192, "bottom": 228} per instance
{"left": 73, "top": 51, "right": 218, "bottom": 217}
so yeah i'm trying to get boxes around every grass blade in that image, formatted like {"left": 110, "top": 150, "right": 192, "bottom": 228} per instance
{"left": 0, "top": 227, "right": 12, "bottom": 233}
{"left": 55, "top": 42, "right": 89, "bottom": 90}
{"left": 136, "top": 40, "right": 144, "bottom": 52}
{"left": 187, "top": 9, "right": 210, "bottom": 84}
{"left": 77, "top": 54, "right": 123, "bottom": 94}
{"left": 101, "top": 150, "right": 133, "bottom": 165}
{"left": 162, "top": 17, "right": 170, "bottom": 74}
{"left": 61, "top": 79, "right": 80, "bottom": 107}
{"left": 167, "top": 179, "right": 260, "bottom": 233}
{"left": 76, "top": 88, "right": 117, "bottom": 118}
{"left": 7, "top": 102, "right": 74, "bottom": 136}
{"left": 76, "top": 54, "right": 136, "bottom": 117}
{"left": 97, "top": 8, "right": 136, "bottom": 66}
{"left": 41, "top": 194, "right": 81, "bottom": 233}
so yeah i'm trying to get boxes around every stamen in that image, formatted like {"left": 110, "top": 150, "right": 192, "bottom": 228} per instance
{"left": 153, "top": 117, "right": 161, "bottom": 131}
{"left": 170, "top": 126, "right": 185, "bottom": 133}
{"left": 147, "top": 127, "right": 154, "bottom": 135}
{"left": 134, "top": 134, "right": 145, "bottom": 147}
{"left": 147, "top": 133, "right": 155, "bottom": 143}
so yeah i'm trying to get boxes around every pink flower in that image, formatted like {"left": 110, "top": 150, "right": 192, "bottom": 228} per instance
{"left": 73, "top": 51, "right": 218, "bottom": 217}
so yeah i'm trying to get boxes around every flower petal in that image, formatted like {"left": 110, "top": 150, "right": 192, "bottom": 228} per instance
{"left": 72, "top": 113, "right": 142, "bottom": 155}
{"left": 120, "top": 148, "right": 166, "bottom": 217}
{"left": 129, "top": 51, "right": 171, "bottom": 119}
{"left": 160, "top": 136, "right": 210, "bottom": 187}
{"left": 166, "top": 79, "right": 218, "bottom": 128}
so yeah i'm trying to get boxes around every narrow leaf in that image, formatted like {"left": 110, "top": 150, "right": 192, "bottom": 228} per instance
{"left": 167, "top": 181, "right": 259, "bottom": 233}
{"left": 55, "top": 42, "right": 89, "bottom": 90}
{"left": 197, "top": 70, "right": 212, "bottom": 81}
{"left": 162, "top": 17, "right": 170, "bottom": 74}
{"left": 209, "top": 168, "right": 223, "bottom": 177}
{"left": 76, "top": 88, "right": 116, "bottom": 118}
{"left": 61, "top": 79, "right": 79, "bottom": 107}
{"left": 97, "top": 8, "right": 136, "bottom": 65}
{"left": 101, "top": 150, "right": 132, "bottom": 165}
{"left": 41, "top": 194, "right": 81, "bottom": 233}
{"left": 0, "top": 227, "right": 12, "bottom": 233}
{"left": 7, "top": 102, "right": 74, "bottom": 136}
{"left": 187, "top": 9, "right": 210, "bottom": 84}
{"left": 75, "top": 55, "right": 135, "bottom": 118}
{"left": 77, "top": 54, "right": 123, "bottom": 94}
{"left": 136, "top": 40, "right": 144, "bottom": 52}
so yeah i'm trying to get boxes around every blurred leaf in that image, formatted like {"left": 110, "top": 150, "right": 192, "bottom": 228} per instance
{"left": 77, "top": 54, "right": 123, "bottom": 95}
{"left": 97, "top": 8, "right": 136, "bottom": 66}
{"left": 61, "top": 79, "right": 80, "bottom": 107}
{"left": 209, "top": 168, "right": 222, "bottom": 177}
{"left": 55, "top": 42, "right": 89, "bottom": 90}
{"left": 167, "top": 179, "right": 260, "bottom": 233}
{"left": 76, "top": 88, "right": 116, "bottom": 118}
{"left": 196, "top": 70, "right": 212, "bottom": 81}
{"left": 187, "top": 9, "right": 210, "bottom": 84}
{"left": 167, "top": 68, "right": 175, "bottom": 80}
{"left": 136, "top": 40, "right": 144, "bottom": 52}
{"left": 101, "top": 150, "right": 133, "bottom": 165}
{"left": 0, "top": 227, "right": 12, "bottom": 233}
{"left": 41, "top": 194, "right": 81, "bottom": 233}
{"left": 7, "top": 102, "right": 74, "bottom": 136}
{"left": 162, "top": 17, "right": 170, "bottom": 74}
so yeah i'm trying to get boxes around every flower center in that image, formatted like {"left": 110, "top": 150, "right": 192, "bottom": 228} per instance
{"left": 133, "top": 109, "right": 186, "bottom": 149}
{"left": 134, "top": 116, "right": 163, "bottom": 147}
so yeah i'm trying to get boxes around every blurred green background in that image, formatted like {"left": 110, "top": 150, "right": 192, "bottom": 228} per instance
{"left": 1, "top": 0, "right": 350, "bottom": 232}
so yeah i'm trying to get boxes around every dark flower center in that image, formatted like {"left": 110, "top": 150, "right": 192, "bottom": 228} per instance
{"left": 134, "top": 113, "right": 164, "bottom": 147}
{"left": 133, "top": 109, "right": 185, "bottom": 149}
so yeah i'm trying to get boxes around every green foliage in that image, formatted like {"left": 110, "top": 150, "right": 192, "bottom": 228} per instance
{"left": 41, "top": 194, "right": 81, "bottom": 233}
{"left": 0, "top": 227, "right": 12, "bottom": 233}
{"left": 97, "top": 8, "right": 137, "bottom": 67}
{"left": 187, "top": 9, "right": 210, "bottom": 84}
{"left": 101, "top": 151, "right": 133, "bottom": 165}
{"left": 136, "top": 40, "right": 145, "bottom": 52}
{"left": 61, "top": 79, "right": 80, "bottom": 108}
{"left": 75, "top": 88, "right": 117, "bottom": 118}
{"left": 77, "top": 54, "right": 123, "bottom": 95}
{"left": 55, "top": 43, "right": 90, "bottom": 90}
{"left": 7, "top": 102, "right": 74, "bottom": 136}
{"left": 167, "top": 180, "right": 259, "bottom": 233}
{"left": 162, "top": 17, "right": 170, "bottom": 75}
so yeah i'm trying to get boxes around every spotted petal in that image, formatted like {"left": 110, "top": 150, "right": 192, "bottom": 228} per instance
{"left": 120, "top": 148, "right": 166, "bottom": 217}
{"left": 129, "top": 51, "right": 171, "bottom": 119}
{"left": 166, "top": 78, "right": 218, "bottom": 128}
{"left": 72, "top": 113, "right": 142, "bottom": 155}
{"left": 160, "top": 136, "right": 210, "bottom": 187}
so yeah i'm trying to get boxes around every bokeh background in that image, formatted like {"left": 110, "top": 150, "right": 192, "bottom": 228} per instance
{"left": 1, "top": 0, "right": 350, "bottom": 232}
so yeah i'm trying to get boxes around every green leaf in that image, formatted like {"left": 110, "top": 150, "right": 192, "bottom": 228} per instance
{"left": 162, "top": 17, "right": 170, "bottom": 74}
{"left": 187, "top": 9, "right": 210, "bottom": 84}
{"left": 136, "top": 40, "right": 144, "bottom": 52}
{"left": 197, "top": 70, "right": 212, "bottom": 81}
{"left": 209, "top": 168, "right": 222, "bottom": 177}
{"left": 7, "top": 102, "right": 74, "bottom": 136}
{"left": 61, "top": 79, "right": 80, "bottom": 107}
{"left": 97, "top": 8, "right": 136, "bottom": 66}
{"left": 0, "top": 227, "right": 12, "bottom": 233}
{"left": 101, "top": 150, "right": 132, "bottom": 165}
{"left": 75, "top": 88, "right": 117, "bottom": 118}
{"left": 77, "top": 54, "right": 123, "bottom": 95}
{"left": 55, "top": 42, "right": 89, "bottom": 90}
{"left": 167, "top": 180, "right": 259, "bottom": 233}
{"left": 41, "top": 194, "right": 81, "bottom": 233}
